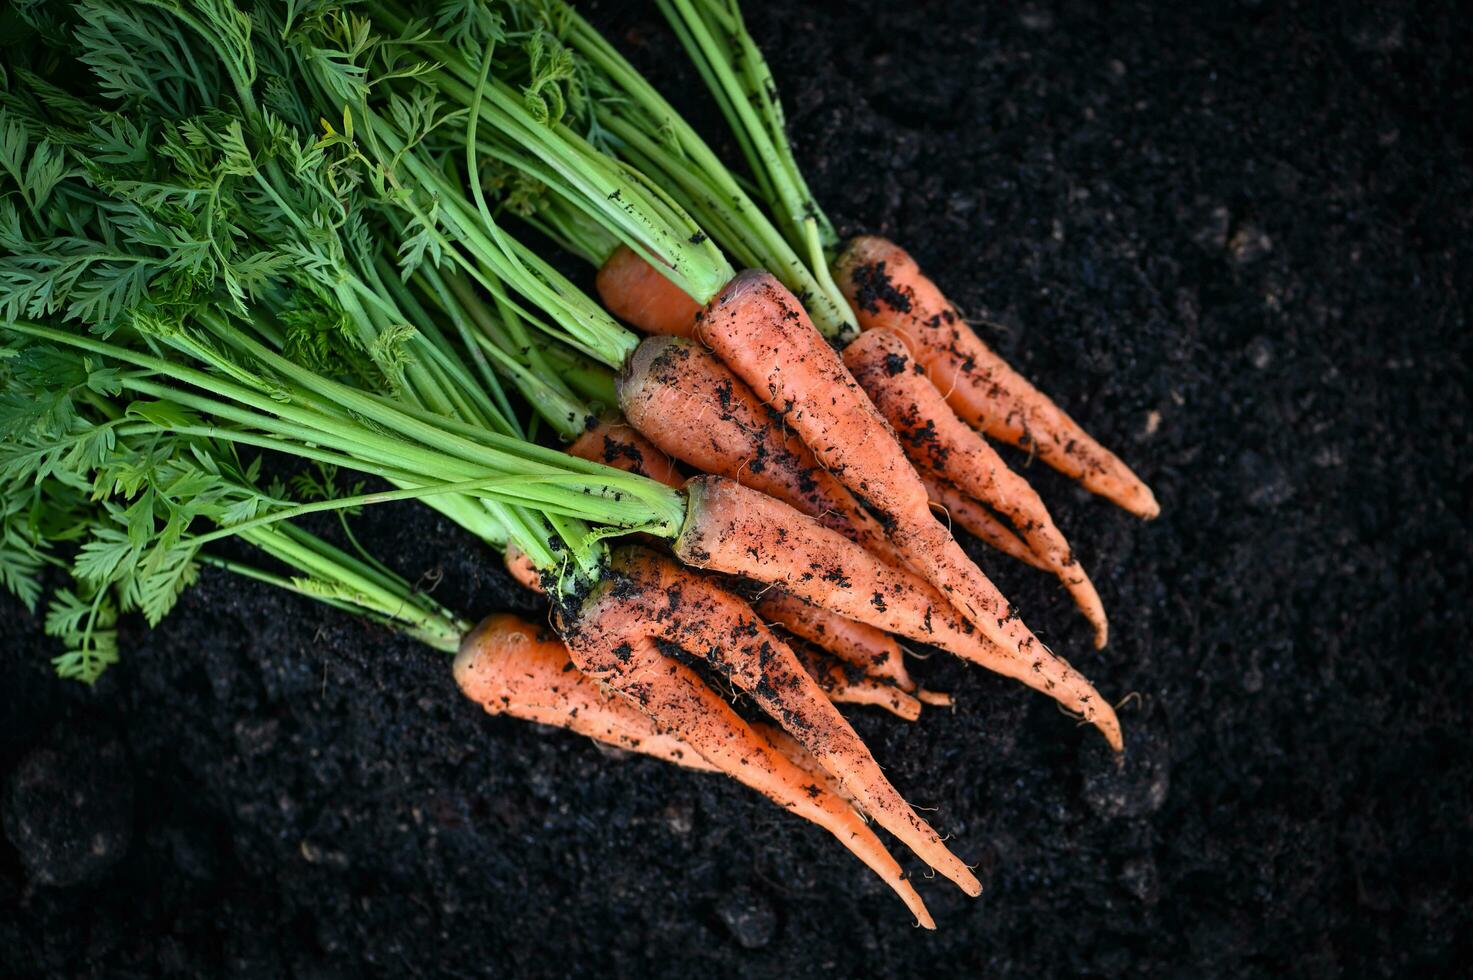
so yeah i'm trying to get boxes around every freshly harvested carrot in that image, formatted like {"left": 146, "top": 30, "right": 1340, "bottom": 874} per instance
{"left": 618, "top": 335, "right": 903, "bottom": 566}
{"left": 456, "top": 614, "right": 934, "bottom": 926}
{"left": 560, "top": 545, "right": 981, "bottom": 894}
{"left": 503, "top": 543, "right": 545, "bottom": 594}
{"left": 793, "top": 645, "right": 922, "bottom": 721}
{"left": 834, "top": 236, "right": 1159, "bottom": 519}
{"left": 754, "top": 590, "right": 914, "bottom": 691}
{"left": 695, "top": 270, "right": 1047, "bottom": 663}
{"left": 921, "top": 472, "right": 1047, "bottom": 571}
{"left": 675, "top": 476, "right": 1122, "bottom": 750}
{"left": 596, "top": 244, "right": 703, "bottom": 339}
{"left": 846, "top": 330, "right": 1110, "bottom": 648}
{"left": 567, "top": 415, "right": 686, "bottom": 488}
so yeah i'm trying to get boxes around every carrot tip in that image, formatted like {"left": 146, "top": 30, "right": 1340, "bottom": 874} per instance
{"left": 916, "top": 689, "right": 953, "bottom": 708}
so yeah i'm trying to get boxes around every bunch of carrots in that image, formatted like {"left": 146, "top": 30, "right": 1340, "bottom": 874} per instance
{"left": 0, "top": 0, "right": 1155, "bottom": 927}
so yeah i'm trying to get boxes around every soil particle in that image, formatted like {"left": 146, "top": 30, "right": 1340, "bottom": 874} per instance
{"left": 715, "top": 886, "right": 778, "bottom": 949}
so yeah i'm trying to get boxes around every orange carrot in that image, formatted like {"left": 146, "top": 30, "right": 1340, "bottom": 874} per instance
{"left": 503, "top": 543, "right": 545, "bottom": 594}
{"left": 695, "top": 270, "right": 1048, "bottom": 664}
{"left": 559, "top": 545, "right": 982, "bottom": 894}
{"left": 596, "top": 244, "right": 703, "bottom": 339}
{"left": 845, "top": 330, "right": 1109, "bottom": 648}
{"left": 675, "top": 475, "right": 1122, "bottom": 750}
{"left": 921, "top": 471, "right": 1048, "bottom": 571}
{"left": 834, "top": 236, "right": 1159, "bottom": 519}
{"left": 456, "top": 614, "right": 934, "bottom": 926}
{"left": 618, "top": 335, "right": 904, "bottom": 566}
{"left": 793, "top": 645, "right": 922, "bottom": 721}
{"left": 567, "top": 415, "right": 686, "bottom": 488}
{"left": 754, "top": 590, "right": 914, "bottom": 691}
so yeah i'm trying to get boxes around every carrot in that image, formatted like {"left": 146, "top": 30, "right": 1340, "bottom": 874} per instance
{"left": 595, "top": 244, "right": 703, "bottom": 339}
{"left": 503, "top": 543, "right": 545, "bottom": 594}
{"left": 559, "top": 545, "right": 982, "bottom": 894}
{"left": 845, "top": 330, "right": 1110, "bottom": 648}
{"left": 793, "top": 645, "right": 922, "bottom": 721}
{"left": 456, "top": 614, "right": 934, "bottom": 926}
{"left": 754, "top": 590, "right": 914, "bottom": 691}
{"left": 921, "top": 471, "right": 1049, "bottom": 572}
{"left": 617, "top": 335, "right": 904, "bottom": 566}
{"left": 675, "top": 475, "right": 1122, "bottom": 750}
{"left": 567, "top": 415, "right": 686, "bottom": 488}
{"left": 694, "top": 270, "right": 1048, "bottom": 664}
{"left": 834, "top": 236, "right": 1159, "bottom": 520}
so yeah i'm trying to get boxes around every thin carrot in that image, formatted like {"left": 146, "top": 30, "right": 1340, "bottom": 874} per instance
{"left": 566, "top": 415, "right": 687, "bottom": 488}
{"left": 694, "top": 270, "right": 1049, "bottom": 664}
{"left": 617, "top": 334, "right": 904, "bottom": 565}
{"left": 834, "top": 236, "right": 1159, "bottom": 519}
{"left": 754, "top": 589, "right": 914, "bottom": 691}
{"left": 559, "top": 545, "right": 982, "bottom": 894}
{"left": 921, "top": 471, "right": 1049, "bottom": 572}
{"left": 456, "top": 614, "right": 934, "bottom": 926}
{"left": 675, "top": 475, "right": 1122, "bottom": 750}
{"left": 845, "top": 330, "right": 1110, "bottom": 648}
{"left": 595, "top": 244, "right": 703, "bottom": 339}
{"left": 793, "top": 645, "right": 923, "bottom": 721}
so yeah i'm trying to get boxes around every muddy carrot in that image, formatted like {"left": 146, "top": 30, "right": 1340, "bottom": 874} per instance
{"left": 835, "top": 236, "right": 1159, "bottom": 519}
{"left": 567, "top": 414, "right": 686, "bottom": 488}
{"left": 792, "top": 645, "right": 923, "bottom": 721}
{"left": 754, "top": 590, "right": 914, "bottom": 691}
{"left": 456, "top": 613, "right": 934, "bottom": 926}
{"left": 695, "top": 270, "right": 1048, "bottom": 663}
{"left": 617, "top": 334, "right": 904, "bottom": 566}
{"left": 846, "top": 329, "right": 1109, "bottom": 647}
{"left": 675, "top": 476, "right": 1122, "bottom": 749}
{"left": 503, "top": 543, "right": 546, "bottom": 594}
{"left": 920, "top": 472, "right": 1049, "bottom": 572}
{"left": 560, "top": 546, "right": 982, "bottom": 894}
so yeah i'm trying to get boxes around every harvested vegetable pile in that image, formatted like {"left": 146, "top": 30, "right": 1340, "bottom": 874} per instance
{"left": 4, "top": 0, "right": 1471, "bottom": 975}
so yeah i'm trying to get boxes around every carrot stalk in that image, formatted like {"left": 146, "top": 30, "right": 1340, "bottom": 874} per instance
{"left": 675, "top": 476, "right": 1122, "bottom": 750}
{"left": 835, "top": 236, "right": 1159, "bottom": 519}
{"left": 694, "top": 270, "right": 1048, "bottom": 663}
{"left": 456, "top": 614, "right": 934, "bottom": 926}
{"left": 921, "top": 472, "right": 1049, "bottom": 572}
{"left": 560, "top": 546, "right": 981, "bottom": 893}
{"left": 617, "top": 335, "right": 904, "bottom": 566}
{"left": 845, "top": 330, "right": 1110, "bottom": 647}
{"left": 754, "top": 589, "right": 914, "bottom": 691}
{"left": 595, "top": 244, "right": 704, "bottom": 338}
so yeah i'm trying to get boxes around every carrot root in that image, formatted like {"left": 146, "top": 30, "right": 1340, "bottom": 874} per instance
{"left": 457, "top": 614, "right": 934, "bottom": 926}
{"left": 845, "top": 329, "right": 1109, "bottom": 648}
{"left": 756, "top": 589, "right": 914, "bottom": 691}
{"left": 567, "top": 415, "right": 686, "bottom": 488}
{"left": 560, "top": 546, "right": 982, "bottom": 893}
{"left": 596, "top": 244, "right": 703, "bottom": 338}
{"left": 675, "top": 475, "right": 1122, "bottom": 750}
{"left": 834, "top": 235, "right": 1159, "bottom": 519}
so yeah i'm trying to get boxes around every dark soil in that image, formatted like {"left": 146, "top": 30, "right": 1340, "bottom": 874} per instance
{"left": 4, "top": 0, "right": 1471, "bottom": 975}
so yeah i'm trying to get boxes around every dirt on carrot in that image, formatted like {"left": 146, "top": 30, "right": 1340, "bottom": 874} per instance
{"left": 834, "top": 236, "right": 1159, "bottom": 519}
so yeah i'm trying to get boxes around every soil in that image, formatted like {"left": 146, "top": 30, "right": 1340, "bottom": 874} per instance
{"left": 4, "top": 0, "right": 1471, "bottom": 976}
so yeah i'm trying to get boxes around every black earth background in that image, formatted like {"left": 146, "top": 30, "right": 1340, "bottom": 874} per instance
{"left": 3, "top": 1, "right": 1470, "bottom": 976}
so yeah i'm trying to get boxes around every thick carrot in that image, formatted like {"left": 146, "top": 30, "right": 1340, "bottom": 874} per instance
{"left": 456, "top": 614, "right": 934, "bottom": 926}
{"left": 617, "top": 335, "right": 904, "bottom": 566}
{"left": 834, "top": 236, "right": 1159, "bottom": 519}
{"left": 567, "top": 415, "right": 686, "bottom": 488}
{"left": 754, "top": 590, "right": 914, "bottom": 691}
{"left": 675, "top": 476, "right": 1122, "bottom": 750}
{"left": 595, "top": 244, "right": 703, "bottom": 339}
{"left": 503, "top": 543, "right": 545, "bottom": 594}
{"left": 921, "top": 471, "right": 1049, "bottom": 572}
{"left": 846, "top": 330, "right": 1109, "bottom": 648}
{"left": 694, "top": 270, "right": 1047, "bottom": 663}
{"left": 793, "top": 645, "right": 922, "bottom": 721}
{"left": 560, "top": 545, "right": 981, "bottom": 894}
